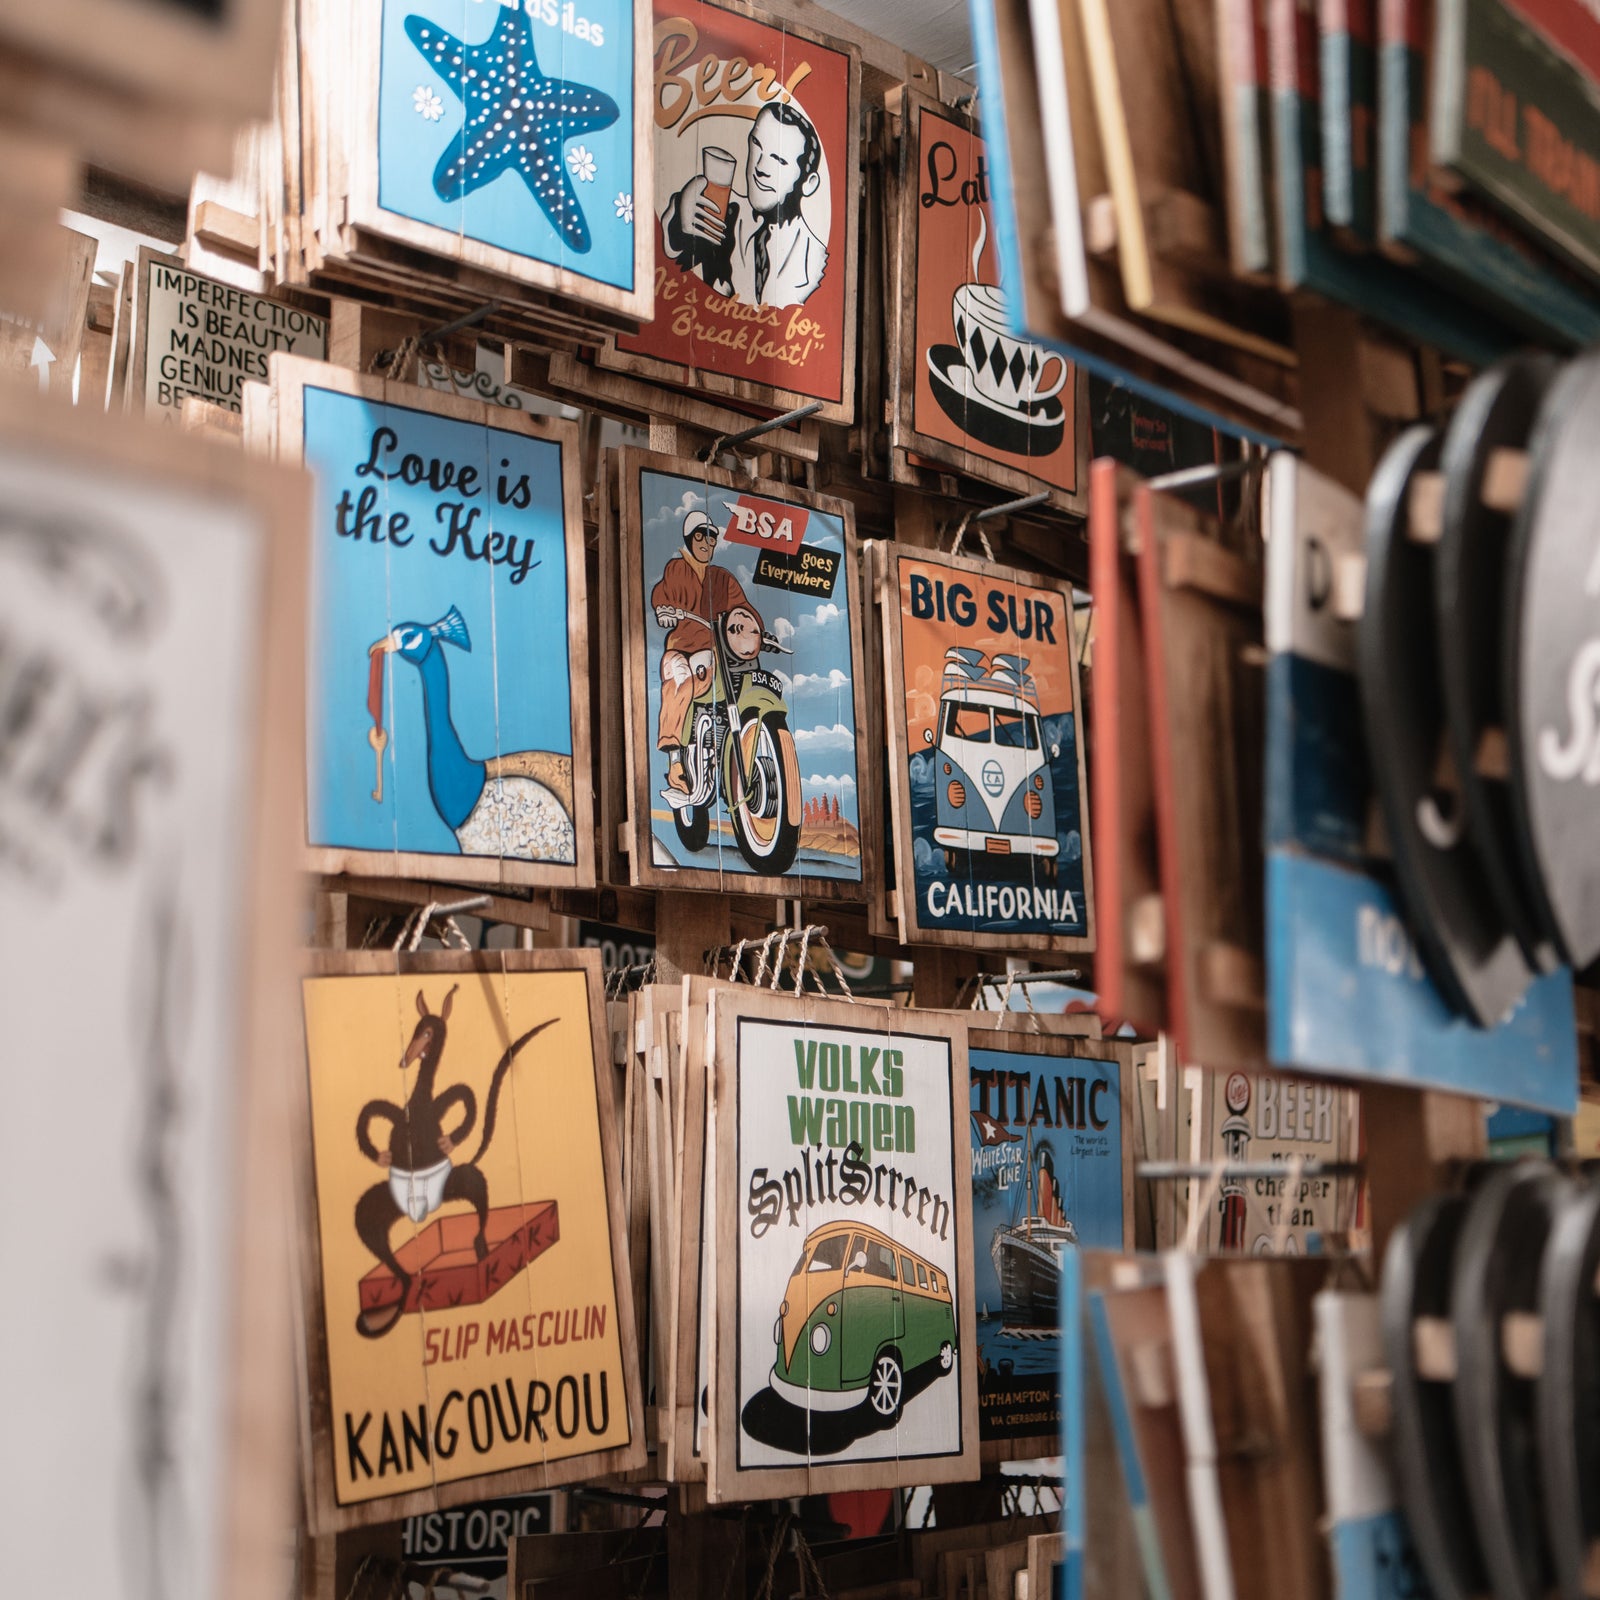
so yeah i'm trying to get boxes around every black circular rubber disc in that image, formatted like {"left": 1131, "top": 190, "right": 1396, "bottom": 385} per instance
{"left": 1381, "top": 1191, "right": 1487, "bottom": 1600}
{"left": 1360, "top": 424, "right": 1534, "bottom": 1025}
{"left": 1436, "top": 353, "right": 1562, "bottom": 974}
{"left": 1505, "top": 349, "right": 1600, "bottom": 970}
{"left": 1452, "top": 1162, "right": 1566, "bottom": 1600}
{"left": 1537, "top": 1177, "right": 1600, "bottom": 1600}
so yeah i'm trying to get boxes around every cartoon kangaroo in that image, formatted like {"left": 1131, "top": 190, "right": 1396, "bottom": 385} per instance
{"left": 352, "top": 985, "right": 555, "bottom": 1338}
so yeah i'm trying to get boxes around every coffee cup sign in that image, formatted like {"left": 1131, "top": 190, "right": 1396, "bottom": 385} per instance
{"left": 900, "top": 97, "right": 1082, "bottom": 501}
{"left": 950, "top": 281, "right": 1069, "bottom": 410}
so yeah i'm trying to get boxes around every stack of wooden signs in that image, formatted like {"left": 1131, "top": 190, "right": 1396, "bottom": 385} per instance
{"left": 612, "top": 973, "right": 1143, "bottom": 1494}
{"left": 264, "top": 0, "right": 654, "bottom": 342}
{"left": 1088, "top": 424, "right": 1579, "bottom": 1120}
{"left": 968, "top": 0, "right": 1600, "bottom": 443}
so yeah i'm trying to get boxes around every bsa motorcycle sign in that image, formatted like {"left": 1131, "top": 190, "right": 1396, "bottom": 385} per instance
{"left": 881, "top": 544, "right": 1092, "bottom": 950}
{"left": 297, "top": 952, "right": 642, "bottom": 1526}
{"left": 707, "top": 989, "right": 978, "bottom": 1498}
{"left": 617, "top": 448, "right": 868, "bottom": 897}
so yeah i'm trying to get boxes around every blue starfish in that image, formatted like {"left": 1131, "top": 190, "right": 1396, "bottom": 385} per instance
{"left": 404, "top": 8, "right": 619, "bottom": 254}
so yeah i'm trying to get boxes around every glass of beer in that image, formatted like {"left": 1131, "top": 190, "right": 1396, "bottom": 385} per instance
{"left": 701, "top": 147, "right": 736, "bottom": 223}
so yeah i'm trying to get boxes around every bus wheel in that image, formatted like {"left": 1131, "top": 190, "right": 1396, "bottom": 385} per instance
{"left": 938, "top": 1340, "right": 954, "bottom": 1372}
{"left": 865, "top": 1350, "right": 904, "bottom": 1424}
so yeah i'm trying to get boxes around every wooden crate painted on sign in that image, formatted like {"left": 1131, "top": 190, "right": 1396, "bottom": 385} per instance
{"left": 965, "top": 1020, "right": 1134, "bottom": 1459}
{"left": 615, "top": 445, "right": 871, "bottom": 899}
{"left": 890, "top": 91, "right": 1088, "bottom": 513}
{"left": 706, "top": 987, "right": 980, "bottom": 1499}
{"left": 130, "top": 247, "right": 328, "bottom": 422}
{"left": 879, "top": 542, "right": 1094, "bottom": 952}
{"left": 0, "top": 389, "right": 308, "bottom": 1600}
{"left": 296, "top": 951, "right": 644, "bottom": 1530}
{"left": 598, "top": 0, "right": 862, "bottom": 423}
{"left": 346, "top": 0, "right": 653, "bottom": 318}
{"left": 263, "top": 355, "right": 593, "bottom": 889}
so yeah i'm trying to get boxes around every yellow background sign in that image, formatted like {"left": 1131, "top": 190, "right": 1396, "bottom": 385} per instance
{"left": 302, "top": 968, "right": 629, "bottom": 1506}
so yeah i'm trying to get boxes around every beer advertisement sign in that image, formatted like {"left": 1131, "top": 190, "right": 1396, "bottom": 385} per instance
{"left": 297, "top": 952, "right": 642, "bottom": 1528}
{"left": 607, "top": 0, "right": 860, "bottom": 418}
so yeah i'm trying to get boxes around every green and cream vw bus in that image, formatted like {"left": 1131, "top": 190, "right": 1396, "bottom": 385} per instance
{"left": 769, "top": 1219, "right": 957, "bottom": 1422}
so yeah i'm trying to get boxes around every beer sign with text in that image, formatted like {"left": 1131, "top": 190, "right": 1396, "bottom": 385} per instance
{"left": 608, "top": 0, "right": 860, "bottom": 419}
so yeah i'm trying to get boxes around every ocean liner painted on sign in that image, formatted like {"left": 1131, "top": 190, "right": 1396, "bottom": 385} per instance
{"left": 990, "top": 1136, "right": 1076, "bottom": 1329}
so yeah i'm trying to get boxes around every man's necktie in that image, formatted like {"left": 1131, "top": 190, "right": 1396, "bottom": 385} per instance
{"left": 753, "top": 219, "right": 771, "bottom": 303}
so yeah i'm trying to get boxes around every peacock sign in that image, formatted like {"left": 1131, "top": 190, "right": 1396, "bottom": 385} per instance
{"left": 277, "top": 358, "right": 593, "bottom": 887}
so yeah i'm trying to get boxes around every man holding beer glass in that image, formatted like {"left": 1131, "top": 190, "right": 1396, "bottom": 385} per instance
{"left": 661, "top": 99, "right": 828, "bottom": 309}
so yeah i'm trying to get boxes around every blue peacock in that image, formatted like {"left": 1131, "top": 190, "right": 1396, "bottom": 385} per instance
{"left": 367, "top": 606, "right": 576, "bottom": 863}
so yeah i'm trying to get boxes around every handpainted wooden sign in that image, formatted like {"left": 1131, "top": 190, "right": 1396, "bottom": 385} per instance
{"left": 1431, "top": 0, "right": 1600, "bottom": 287}
{"left": 349, "top": 0, "right": 652, "bottom": 316}
{"left": 297, "top": 951, "right": 642, "bottom": 1529}
{"left": 1263, "top": 451, "right": 1575, "bottom": 1110}
{"left": 1195, "top": 1069, "right": 1358, "bottom": 1254}
{"left": 615, "top": 445, "right": 869, "bottom": 897}
{"left": 602, "top": 0, "right": 860, "bottom": 421}
{"left": 0, "top": 392, "right": 308, "bottom": 1600}
{"left": 967, "top": 1023, "right": 1132, "bottom": 1454}
{"left": 880, "top": 543, "right": 1093, "bottom": 952}
{"left": 132, "top": 248, "right": 327, "bottom": 422}
{"left": 707, "top": 988, "right": 979, "bottom": 1498}
{"left": 263, "top": 356, "right": 592, "bottom": 888}
{"left": 892, "top": 91, "right": 1086, "bottom": 510}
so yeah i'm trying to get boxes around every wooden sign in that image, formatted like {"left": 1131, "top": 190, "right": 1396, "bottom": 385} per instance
{"left": 600, "top": 0, "right": 861, "bottom": 422}
{"left": 1137, "top": 477, "right": 1266, "bottom": 1071}
{"left": 706, "top": 987, "right": 979, "bottom": 1499}
{"left": 880, "top": 542, "right": 1093, "bottom": 952}
{"left": 615, "top": 445, "right": 870, "bottom": 898}
{"left": 890, "top": 91, "right": 1087, "bottom": 511}
{"left": 0, "top": 391, "right": 307, "bottom": 1600}
{"left": 1263, "top": 451, "right": 1576, "bottom": 1110}
{"left": 346, "top": 0, "right": 652, "bottom": 316}
{"left": 131, "top": 248, "right": 327, "bottom": 422}
{"left": 1192, "top": 1069, "right": 1359, "bottom": 1253}
{"left": 262, "top": 355, "right": 593, "bottom": 888}
{"left": 1431, "top": 0, "right": 1600, "bottom": 287}
{"left": 967, "top": 1021, "right": 1133, "bottom": 1454}
{"left": 296, "top": 950, "right": 643, "bottom": 1529}
{"left": 1314, "top": 1292, "right": 1428, "bottom": 1598}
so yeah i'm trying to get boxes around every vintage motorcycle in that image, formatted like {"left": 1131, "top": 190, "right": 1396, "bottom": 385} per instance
{"left": 657, "top": 601, "right": 803, "bottom": 873}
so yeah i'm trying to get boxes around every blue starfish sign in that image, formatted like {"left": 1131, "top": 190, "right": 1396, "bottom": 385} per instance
{"left": 405, "top": 8, "right": 619, "bottom": 254}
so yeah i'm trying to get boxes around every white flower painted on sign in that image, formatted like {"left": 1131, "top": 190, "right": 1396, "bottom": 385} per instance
{"left": 614, "top": 191, "right": 634, "bottom": 223}
{"left": 567, "top": 145, "right": 597, "bottom": 183}
{"left": 413, "top": 84, "right": 444, "bottom": 121}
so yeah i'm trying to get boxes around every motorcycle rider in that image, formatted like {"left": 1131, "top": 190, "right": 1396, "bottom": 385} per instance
{"left": 651, "top": 508, "right": 764, "bottom": 797}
